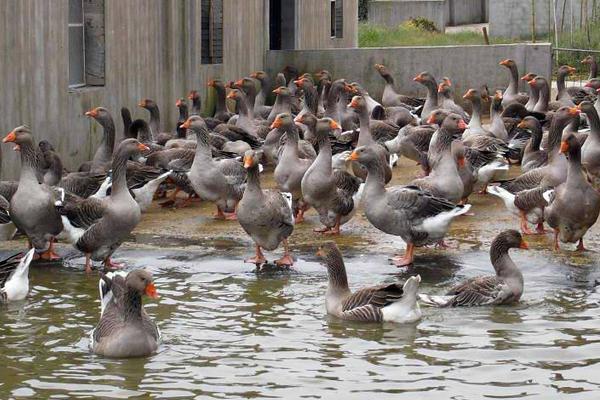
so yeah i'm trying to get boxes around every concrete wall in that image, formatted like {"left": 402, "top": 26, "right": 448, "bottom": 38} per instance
{"left": 266, "top": 43, "right": 552, "bottom": 100}
{"left": 489, "top": 0, "right": 596, "bottom": 38}
{"left": 368, "top": 0, "right": 487, "bottom": 30}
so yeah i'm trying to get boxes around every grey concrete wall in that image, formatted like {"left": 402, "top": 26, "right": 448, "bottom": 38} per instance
{"left": 489, "top": 0, "right": 596, "bottom": 38}
{"left": 296, "top": 0, "right": 359, "bottom": 49}
{"left": 266, "top": 43, "right": 552, "bottom": 100}
{"left": 368, "top": 0, "right": 487, "bottom": 30}
{"left": 369, "top": 0, "right": 448, "bottom": 30}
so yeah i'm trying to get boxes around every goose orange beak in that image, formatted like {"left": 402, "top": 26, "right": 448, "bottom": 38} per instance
{"left": 560, "top": 140, "right": 570, "bottom": 154}
{"left": 413, "top": 74, "right": 424, "bottom": 82}
{"left": 138, "top": 143, "right": 150, "bottom": 152}
{"left": 250, "top": 72, "right": 258, "bottom": 79}
{"left": 457, "top": 156, "right": 465, "bottom": 168}
{"left": 234, "top": 79, "right": 244, "bottom": 87}
{"left": 294, "top": 79, "right": 304, "bottom": 87}
{"left": 499, "top": 59, "right": 511, "bottom": 66}
{"left": 226, "top": 92, "right": 236, "bottom": 100}
{"left": 145, "top": 282, "right": 159, "bottom": 298}
{"left": 329, "top": 120, "right": 341, "bottom": 130}
{"left": 273, "top": 87, "right": 283, "bottom": 95}
{"left": 294, "top": 115, "right": 304, "bottom": 124}
{"left": 567, "top": 66, "right": 577, "bottom": 74}
{"left": 3, "top": 131, "right": 16, "bottom": 143}
{"left": 568, "top": 106, "right": 581, "bottom": 116}
{"left": 443, "top": 77, "right": 452, "bottom": 86}
{"left": 138, "top": 99, "right": 147, "bottom": 107}
{"left": 517, "top": 120, "right": 528, "bottom": 129}
{"left": 176, "top": 99, "right": 183, "bottom": 107}
{"left": 426, "top": 115, "right": 436, "bottom": 124}
{"left": 437, "top": 83, "right": 445, "bottom": 93}
{"left": 243, "top": 155, "right": 253, "bottom": 169}
{"left": 458, "top": 119, "right": 468, "bottom": 130}
{"left": 270, "top": 117, "right": 283, "bottom": 129}
{"left": 528, "top": 79, "right": 537, "bottom": 87}
{"left": 349, "top": 97, "right": 360, "bottom": 109}
{"left": 85, "top": 108, "right": 99, "bottom": 118}
{"left": 462, "top": 89, "right": 475, "bottom": 99}
{"left": 207, "top": 80, "right": 216, "bottom": 88}
{"left": 180, "top": 118, "right": 192, "bottom": 129}
{"left": 348, "top": 151, "right": 360, "bottom": 161}
{"left": 520, "top": 240, "right": 529, "bottom": 250}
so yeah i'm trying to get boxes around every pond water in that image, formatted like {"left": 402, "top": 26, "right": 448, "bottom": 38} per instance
{"left": 1, "top": 245, "right": 599, "bottom": 399}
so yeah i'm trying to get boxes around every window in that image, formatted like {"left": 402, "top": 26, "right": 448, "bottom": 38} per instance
{"left": 201, "top": 0, "right": 223, "bottom": 64}
{"left": 330, "top": 0, "right": 343, "bottom": 39}
{"left": 69, "top": 0, "right": 105, "bottom": 88}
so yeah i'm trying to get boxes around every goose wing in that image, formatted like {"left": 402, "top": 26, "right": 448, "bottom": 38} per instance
{"left": 0, "top": 253, "right": 22, "bottom": 288}
{"left": 446, "top": 276, "right": 507, "bottom": 306}
{"left": 387, "top": 185, "right": 456, "bottom": 219}
{"left": 342, "top": 282, "right": 405, "bottom": 312}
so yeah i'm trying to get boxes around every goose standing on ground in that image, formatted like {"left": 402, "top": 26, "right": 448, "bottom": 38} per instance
{"left": 521, "top": 73, "right": 539, "bottom": 111}
{"left": 58, "top": 139, "right": 149, "bottom": 272}
{"left": 350, "top": 145, "right": 471, "bottom": 267}
{"left": 519, "top": 116, "right": 547, "bottom": 172}
{"left": 545, "top": 133, "right": 600, "bottom": 251}
{"left": 579, "top": 101, "right": 600, "bottom": 181}
{"left": 3, "top": 126, "right": 63, "bottom": 260}
{"left": 301, "top": 118, "right": 362, "bottom": 235}
{"left": 182, "top": 116, "right": 246, "bottom": 219}
{"left": 91, "top": 269, "right": 160, "bottom": 358}
{"left": 139, "top": 98, "right": 174, "bottom": 145}
{"left": 273, "top": 113, "right": 312, "bottom": 222}
{"left": 0, "top": 249, "right": 35, "bottom": 302}
{"left": 499, "top": 59, "right": 528, "bottom": 106}
{"left": 413, "top": 71, "right": 439, "bottom": 121}
{"left": 420, "top": 230, "right": 528, "bottom": 307}
{"left": 317, "top": 242, "right": 422, "bottom": 323}
{"left": 85, "top": 107, "right": 117, "bottom": 173}
{"left": 237, "top": 150, "right": 294, "bottom": 266}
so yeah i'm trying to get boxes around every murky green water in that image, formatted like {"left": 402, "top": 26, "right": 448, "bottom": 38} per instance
{"left": 1, "top": 245, "right": 600, "bottom": 399}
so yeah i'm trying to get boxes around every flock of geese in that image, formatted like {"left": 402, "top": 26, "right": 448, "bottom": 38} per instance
{"left": 0, "top": 55, "right": 599, "bottom": 358}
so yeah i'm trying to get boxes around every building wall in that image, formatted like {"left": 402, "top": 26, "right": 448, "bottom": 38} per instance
{"left": 0, "top": 0, "right": 266, "bottom": 179}
{"left": 489, "top": 0, "right": 595, "bottom": 38}
{"left": 266, "top": 43, "right": 552, "bottom": 100}
{"left": 296, "top": 0, "right": 358, "bottom": 49}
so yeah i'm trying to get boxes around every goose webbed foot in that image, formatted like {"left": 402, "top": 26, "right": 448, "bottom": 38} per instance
{"left": 519, "top": 212, "right": 534, "bottom": 235}
{"left": 478, "top": 187, "right": 488, "bottom": 195}
{"left": 275, "top": 254, "right": 294, "bottom": 267}
{"left": 224, "top": 212, "right": 238, "bottom": 221}
{"left": 36, "top": 250, "right": 61, "bottom": 261}
{"left": 84, "top": 254, "right": 93, "bottom": 274}
{"left": 535, "top": 223, "right": 547, "bottom": 234}
{"left": 245, "top": 245, "right": 267, "bottom": 265}
{"left": 103, "top": 258, "right": 124, "bottom": 270}
{"left": 391, "top": 243, "right": 415, "bottom": 267}
{"left": 553, "top": 229, "right": 560, "bottom": 251}
{"left": 314, "top": 226, "right": 332, "bottom": 233}
{"left": 434, "top": 240, "right": 450, "bottom": 249}
{"left": 213, "top": 206, "right": 227, "bottom": 220}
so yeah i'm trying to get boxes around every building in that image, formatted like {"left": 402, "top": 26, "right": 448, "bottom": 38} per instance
{"left": 0, "top": 0, "right": 358, "bottom": 178}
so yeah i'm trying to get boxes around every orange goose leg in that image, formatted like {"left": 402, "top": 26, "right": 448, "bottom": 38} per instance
{"left": 553, "top": 229, "right": 561, "bottom": 251}
{"left": 392, "top": 243, "right": 415, "bottom": 267}
{"left": 275, "top": 240, "right": 294, "bottom": 267}
{"left": 519, "top": 211, "right": 534, "bottom": 235}
{"left": 245, "top": 245, "right": 267, "bottom": 265}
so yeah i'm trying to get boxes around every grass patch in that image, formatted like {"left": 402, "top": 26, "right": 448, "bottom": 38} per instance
{"left": 358, "top": 22, "right": 515, "bottom": 47}
{"left": 554, "top": 20, "right": 600, "bottom": 70}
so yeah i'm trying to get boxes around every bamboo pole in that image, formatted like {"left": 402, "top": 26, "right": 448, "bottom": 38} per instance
{"left": 532, "top": 0, "right": 536, "bottom": 42}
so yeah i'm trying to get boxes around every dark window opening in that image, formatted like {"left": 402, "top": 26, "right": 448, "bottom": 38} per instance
{"left": 69, "top": 0, "right": 105, "bottom": 88}
{"left": 331, "top": 0, "right": 343, "bottom": 38}
{"left": 201, "top": 0, "right": 223, "bottom": 64}
{"left": 270, "top": 0, "right": 295, "bottom": 50}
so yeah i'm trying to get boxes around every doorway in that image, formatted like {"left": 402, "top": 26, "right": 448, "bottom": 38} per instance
{"left": 269, "top": 0, "right": 295, "bottom": 50}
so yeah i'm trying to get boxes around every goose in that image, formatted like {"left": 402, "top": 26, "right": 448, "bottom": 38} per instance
{"left": 521, "top": 73, "right": 539, "bottom": 111}
{"left": 545, "top": 132, "right": 600, "bottom": 251}
{"left": 582, "top": 55, "right": 598, "bottom": 80}
{"left": 0, "top": 249, "right": 35, "bottom": 302}
{"left": 419, "top": 230, "right": 528, "bottom": 307}
{"left": 499, "top": 59, "right": 529, "bottom": 106}
{"left": 374, "top": 64, "right": 424, "bottom": 109}
{"left": 3, "top": 125, "right": 63, "bottom": 260}
{"left": 462, "top": 88, "right": 492, "bottom": 139}
{"left": 437, "top": 79, "right": 469, "bottom": 121}
{"left": 91, "top": 269, "right": 160, "bottom": 358}
{"left": 207, "top": 79, "right": 234, "bottom": 122}
{"left": 250, "top": 70, "right": 273, "bottom": 108}
{"left": 266, "top": 86, "right": 293, "bottom": 123}
{"left": 181, "top": 116, "right": 246, "bottom": 219}
{"left": 138, "top": 98, "right": 175, "bottom": 145}
{"left": 301, "top": 118, "right": 362, "bottom": 235}
{"left": 413, "top": 71, "right": 440, "bottom": 121}
{"left": 488, "top": 185, "right": 550, "bottom": 235}
{"left": 237, "top": 150, "right": 294, "bottom": 266}
{"left": 84, "top": 107, "right": 117, "bottom": 173}
{"left": 273, "top": 114, "right": 313, "bottom": 223}
{"left": 487, "top": 91, "right": 509, "bottom": 141}
{"left": 58, "top": 139, "right": 148, "bottom": 272}
{"left": 519, "top": 117, "right": 548, "bottom": 172}
{"left": 579, "top": 101, "right": 600, "bottom": 181}
{"left": 349, "top": 144, "right": 471, "bottom": 267}
{"left": 317, "top": 242, "right": 422, "bottom": 323}
{"left": 293, "top": 76, "right": 319, "bottom": 118}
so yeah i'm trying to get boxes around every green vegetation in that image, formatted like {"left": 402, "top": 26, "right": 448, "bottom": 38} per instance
{"left": 553, "top": 20, "right": 600, "bottom": 71}
{"left": 358, "top": 22, "right": 514, "bottom": 48}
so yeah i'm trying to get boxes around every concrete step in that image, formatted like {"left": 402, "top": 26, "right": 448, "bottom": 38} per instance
{"left": 445, "top": 23, "right": 489, "bottom": 34}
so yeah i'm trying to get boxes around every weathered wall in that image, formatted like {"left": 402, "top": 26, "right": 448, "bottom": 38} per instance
{"left": 0, "top": 0, "right": 267, "bottom": 179}
{"left": 489, "top": 0, "right": 596, "bottom": 38}
{"left": 368, "top": 0, "right": 487, "bottom": 30}
{"left": 266, "top": 43, "right": 552, "bottom": 100}
{"left": 296, "top": 0, "right": 358, "bottom": 49}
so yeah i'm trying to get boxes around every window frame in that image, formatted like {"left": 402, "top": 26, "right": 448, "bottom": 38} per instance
{"left": 201, "top": 0, "right": 223, "bottom": 65}
{"left": 69, "top": 0, "right": 86, "bottom": 88}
